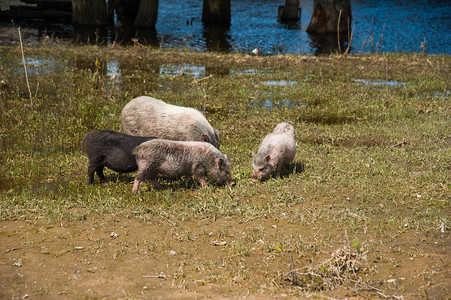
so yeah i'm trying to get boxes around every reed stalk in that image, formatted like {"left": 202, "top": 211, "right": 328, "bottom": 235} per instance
{"left": 18, "top": 27, "right": 33, "bottom": 109}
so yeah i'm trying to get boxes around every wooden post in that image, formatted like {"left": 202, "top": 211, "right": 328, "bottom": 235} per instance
{"left": 278, "top": 0, "right": 301, "bottom": 21}
{"left": 134, "top": 0, "right": 159, "bottom": 28}
{"left": 307, "top": 0, "right": 351, "bottom": 34}
{"left": 202, "top": 0, "right": 231, "bottom": 25}
{"left": 72, "top": 0, "right": 108, "bottom": 26}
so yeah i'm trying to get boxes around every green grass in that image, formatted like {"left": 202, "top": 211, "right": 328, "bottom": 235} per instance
{"left": 0, "top": 45, "right": 449, "bottom": 298}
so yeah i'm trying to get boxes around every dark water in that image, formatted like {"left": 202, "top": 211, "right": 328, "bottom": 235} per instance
{"left": 0, "top": 0, "right": 450, "bottom": 55}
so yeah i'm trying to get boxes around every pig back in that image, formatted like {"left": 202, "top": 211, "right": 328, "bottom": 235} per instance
{"left": 272, "top": 122, "right": 295, "bottom": 136}
{"left": 120, "top": 96, "right": 220, "bottom": 148}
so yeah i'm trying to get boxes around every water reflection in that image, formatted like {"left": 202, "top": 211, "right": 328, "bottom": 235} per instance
{"left": 309, "top": 33, "right": 352, "bottom": 55}
{"left": 107, "top": 61, "right": 121, "bottom": 78}
{"left": 73, "top": 26, "right": 109, "bottom": 45}
{"left": 430, "top": 91, "right": 450, "bottom": 100}
{"left": 277, "top": 19, "right": 302, "bottom": 30}
{"left": 10, "top": 57, "right": 66, "bottom": 76}
{"left": 231, "top": 69, "right": 270, "bottom": 76}
{"left": 205, "top": 64, "right": 230, "bottom": 76}
{"left": 251, "top": 99, "right": 309, "bottom": 110}
{"left": 113, "top": 27, "right": 159, "bottom": 46}
{"left": 160, "top": 64, "right": 206, "bottom": 78}
{"left": 203, "top": 24, "right": 232, "bottom": 52}
{"left": 133, "top": 28, "right": 159, "bottom": 46}
{"left": 263, "top": 80, "right": 298, "bottom": 87}
{"left": 354, "top": 79, "right": 406, "bottom": 87}
{"left": 72, "top": 25, "right": 160, "bottom": 46}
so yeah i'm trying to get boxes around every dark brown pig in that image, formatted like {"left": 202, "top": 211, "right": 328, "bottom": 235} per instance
{"left": 252, "top": 122, "right": 296, "bottom": 181}
{"left": 120, "top": 96, "right": 220, "bottom": 149}
{"left": 132, "top": 139, "right": 232, "bottom": 193}
{"left": 82, "top": 130, "right": 156, "bottom": 184}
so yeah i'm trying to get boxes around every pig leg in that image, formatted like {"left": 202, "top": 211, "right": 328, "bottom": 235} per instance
{"left": 132, "top": 167, "right": 148, "bottom": 193}
{"left": 96, "top": 166, "right": 107, "bottom": 183}
{"left": 198, "top": 177, "right": 206, "bottom": 188}
{"left": 193, "top": 165, "right": 208, "bottom": 188}
{"left": 133, "top": 172, "right": 160, "bottom": 193}
{"left": 133, "top": 158, "right": 160, "bottom": 192}
{"left": 274, "top": 163, "right": 283, "bottom": 179}
{"left": 149, "top": 176, "right": 163, "bottom": 190}
{"left": 87, "top": 164, "right": 96, "bottom": 184}
{"left": 134, "top": 172, "right": 163, "bottom": 192}
{"left": 88, "top": 164, "right": 106, "bottom": 184}
{"left": 275, "top": 160, "right": 291, "bottom": 179}
{"left": 133, "top": 170, "right": 159, "bottom": 193}
{"left": 184, "top": 175, "right": 192, "bottom": 185}
{"left": 132, "top": 177, "right": 141, "bottom": 194}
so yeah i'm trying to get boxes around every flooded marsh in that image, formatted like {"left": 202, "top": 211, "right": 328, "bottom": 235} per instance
{"left": 0, "top": 46, "right": 450, "bottom": 299}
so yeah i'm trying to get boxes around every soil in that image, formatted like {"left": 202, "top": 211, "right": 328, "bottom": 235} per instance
{"left": 1, "top": 215, "right": 449, "bottom": 299}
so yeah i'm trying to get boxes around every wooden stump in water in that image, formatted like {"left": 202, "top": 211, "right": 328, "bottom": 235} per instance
{"left": 72, "top": 0, "right": 108, "bottom": 26}
{"left": 307, "top": 0, "right": 352, "bottom": 34}
{"left": 278, "top": 0, "right": 301, "bottom": 21}
{"left": 202, "top": 0, "right": 231, "bottom": 25}
{"left": 134, "top": 0, "right": 159, "bottom": 28}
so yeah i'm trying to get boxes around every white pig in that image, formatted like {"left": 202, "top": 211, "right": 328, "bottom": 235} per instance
{"left": 252, "top": 122, "right": 296, "bottom": 181}
{"left": 120, "top": 96, "right": 220, "bottom": 149}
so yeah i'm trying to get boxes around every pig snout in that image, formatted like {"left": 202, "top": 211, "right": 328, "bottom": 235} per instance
{"left": 251, "top": 170, "right": 259, "bottom": 181}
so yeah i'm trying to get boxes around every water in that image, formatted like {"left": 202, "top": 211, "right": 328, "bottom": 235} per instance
{"left": 354, "top": 79, "right": 406, "bottom": 87}
{"left": 160, "top": 64, "right": 206, "bottom": 78}
{"left": 0, "top": 0, "right": 449, "bottom": 55}
{"left": 9, "top": 56, "right": 447, "bottom": 110}
{"left": 263, "top": 80, "right": 298, "bottom": 87}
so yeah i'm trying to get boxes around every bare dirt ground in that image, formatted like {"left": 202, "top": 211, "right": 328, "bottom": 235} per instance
{"left": 1, "top": 214, "right": 449, "bottom": 299}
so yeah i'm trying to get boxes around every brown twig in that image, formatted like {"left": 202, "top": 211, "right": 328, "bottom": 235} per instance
{"left": 349, "top": 279, "right": 404, "bottom": 299}
{"left": 439, "top": 256, "right": 450, "bottom": 277}
{"left": 143, "top": 274, "right": 167, "bottom": 279}
{"left": 190, "top": 74, "right": 214, "bottom": 86}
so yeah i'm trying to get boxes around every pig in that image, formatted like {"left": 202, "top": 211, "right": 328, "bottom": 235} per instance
{"left": 131, "top": 139, "right": 232, "bottom": 193}
{"left": 120, "top": 96, "right": 220, "bottom": 149}
{"left": 82, "top": 130, "right": 156, "bottom": 184}
{"left": 252, "top": 122, "right": 296, "bottom": 181}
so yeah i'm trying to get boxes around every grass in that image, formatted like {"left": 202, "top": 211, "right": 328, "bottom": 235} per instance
{"left": 0, "top": 45, "right": 449, "bottom": 298}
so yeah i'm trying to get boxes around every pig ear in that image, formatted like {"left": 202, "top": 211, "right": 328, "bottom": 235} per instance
{"left": 217, "top": 158, "right": 224, "bottom": 167}
{"left": 201, "top": 134, "right": 210, "bottom": 143}
{"left": 265, "top": 155, "right": 271, "bottom": 163}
